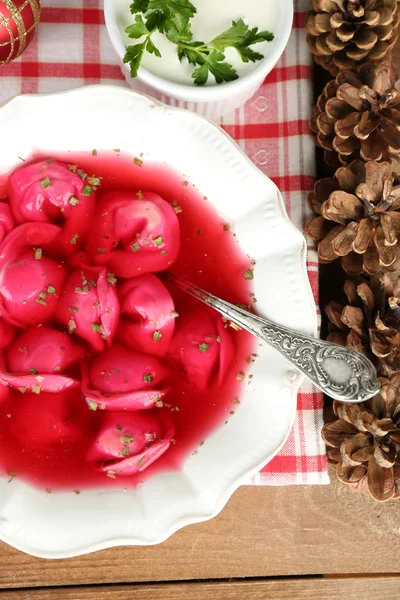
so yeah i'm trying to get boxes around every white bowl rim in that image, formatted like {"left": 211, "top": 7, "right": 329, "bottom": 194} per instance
{"left": 103, "top": 0, "right": 294, "bottom": 102}
{"left": 0, "top": 84, "right": 317, "bottom": 558}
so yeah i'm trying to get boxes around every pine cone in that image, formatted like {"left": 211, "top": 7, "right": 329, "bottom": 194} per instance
{"left": 325, "top": 275, "right": 400, "bottom": 375}
{"left": 310, "top": 61, "right": 400, "bottom": 168}
{"left": 306, "top": 0, "right": 399, "bottom": 76}
{"left": 306, "top": 160, "right": 400, "bottom": 275}
{"left": 322, "top": 376, "right": 400, "bottom": 501}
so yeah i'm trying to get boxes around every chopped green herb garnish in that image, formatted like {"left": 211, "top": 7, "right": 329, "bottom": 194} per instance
{"left": 22, "top": 300, "right": 28, "bottom": 305}
{"left": 54, "top": 366, "right": 61, "bottom": 372}
{"left": 199, "top": 343, "right": 210, "bottom": 353}
{"left": 244, "top": 269, "right": 254, "bottom": 280}
{"left": 153, "top": 331, "right": 162, "bottom": 342}
{"left": 77, "top": 169, "right": 87, "bottom": 180}
{"left": 131, "top": 242, "right": 140, "bottom": 252}
{"left": 136, "top": 457, "right": 145, "bottom": 469}
{"left": 34, "top": 248, "right": 42, "bottom": 260}
{"left": 82, "top": 185, "right": 93, "bottom": 197}
{"left": 41, "top": 177, "right": 51, "bottom": 189}
{"left": 88, "top": 401, "right": 98, "bottom": 411}
{"left": 35, "top": 296, "right": 48, "bottom": 307}
{"left": 156, "top": 400, "right": 164, "bottom": 408}
{"left": 18, "top": 387, "right": 27, "bottom": 394}
{"left": 133, "top": 157, "right": 143, "bottom": 167}
{"left": 136, "top": 190, "right": 144, "bottom": 200}
{"left": 121, "top": 435, "right": 134, "bottom": 444}
{"left": 31, "top": 385, "right": 41, "bottom": 394}
{"left": 29, "top": 368, "right": 37, "bottom": 375}
{"left": 47, "top": 285, "right": 56, "bottom": 296}
{"left": 69, "top": 196, "right": 79, "bottom": 206}
{"left": 107, "top": 273, "right": 117, "bottom": 285}
{"left": 87, "top": 177, "right": 101, "bottom": 187}
{"left": 153, "top": 236, "right": 164, "bottom": 246}
{"left": 68, "top": 306, "right": 79, "bottom": 312}
{"left": 70, "top": 234, "right": 79, "bottom": 245}
{"left": 68, "top": 318, "right": 77, "bottom": 333}
{"left": 121, "top": 447, "right": 131, "bottom": 457}
{"left": 171, "top": 311, "right": 179, "bottom": 318}
{"left": 68, "top": 164, "right": 78, "bottom": 173}
{"left": 143, "top": 373, "right": 154, "bottom": 383}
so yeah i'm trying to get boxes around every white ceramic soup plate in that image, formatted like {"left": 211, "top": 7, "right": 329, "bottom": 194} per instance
{"left": 0, "top": 85, "right": 315, "bottom": 558}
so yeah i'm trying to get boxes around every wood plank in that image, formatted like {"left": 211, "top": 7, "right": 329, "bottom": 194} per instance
{"left": 1, "top": 476, "right": 400, "bottom": 588}
{"left": 0, "top": 577, "right": 400, "bottom": 600}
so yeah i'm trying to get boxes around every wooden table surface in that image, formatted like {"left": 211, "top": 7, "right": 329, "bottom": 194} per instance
{"left": 1, "top": 24, "right": 400, "bottom": 600}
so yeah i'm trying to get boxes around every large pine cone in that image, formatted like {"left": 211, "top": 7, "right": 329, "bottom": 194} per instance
{"left": 307, "top": 160, "right": 400, "bottom": 275}
{"left": 322, "top": 377, "right": 400, "bottom": 501}
{"left": 310, "top": 61, "right": 400, "bottom": 169}
{"left": 306, "top": 0, "right": 399, "bottom": 76}
{"left": 325, "top": 275, "right": 400, "bottom": 375}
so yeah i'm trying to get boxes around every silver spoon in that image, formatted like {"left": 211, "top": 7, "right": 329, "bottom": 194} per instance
{"left": 169, "top": 274, "right": 380, "bottom": 403}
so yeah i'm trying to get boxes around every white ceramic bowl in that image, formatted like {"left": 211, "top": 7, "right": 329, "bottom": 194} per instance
{"left": 104, "top": 0, "right": 294, "bottom": 120}
{"left": 0, "top": 85, "right": 316, "bottom": 558}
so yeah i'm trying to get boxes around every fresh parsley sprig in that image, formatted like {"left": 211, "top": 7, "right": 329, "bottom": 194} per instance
{"left": 123, "top": 1, "right": 274, "bottom": 85}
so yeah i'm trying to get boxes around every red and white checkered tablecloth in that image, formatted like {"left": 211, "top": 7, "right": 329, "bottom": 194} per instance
{"left": 0, "top": 0, "right": 329, "bottom": 486}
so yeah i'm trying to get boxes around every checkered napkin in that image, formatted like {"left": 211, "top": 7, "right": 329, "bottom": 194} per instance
{"left": 0, "top": 0, "right": 329, "bottom": 485}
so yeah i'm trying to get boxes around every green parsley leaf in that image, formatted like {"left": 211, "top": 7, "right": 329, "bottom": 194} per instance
{"left": 69, "top": 196, "right": 79, "bottom": 206}
{"left": 123, "top": 41, "right": 148, "bottom": 78}
{"left": 126, "top": 13, "right": 149, "bottom": 38}
{"left": 210, "top": 19, "right": 248, "bottom": 51}
{"left": 130, "top": 0, "right": 150, "bottom": 15}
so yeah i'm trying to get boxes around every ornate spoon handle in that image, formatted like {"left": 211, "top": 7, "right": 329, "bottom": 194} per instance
{"left": 170, "top": 275, "right": 380, "bottom": 403}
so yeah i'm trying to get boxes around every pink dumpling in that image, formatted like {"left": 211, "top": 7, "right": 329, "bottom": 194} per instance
{"left": 55, "top": 266, "right": 120, "bottom": 352}
{"left": 8, "top": 159, "right": 97, "bottom": 255}
{"left": 0, "top": 326, "right": 84, "bottom": 394}
{"left": 118, "top": 274, "right": 176, "bottom": 356}
{"left": 87, "top": 410, "right": 175, "bottom": 476}
{"left": 86, "top": 191, "right": 180, "bottom": 277}
{"left": 168, "top": 307, "right": 235, "bottom": 391}
{"left": 82, "top": 343, "right": 169, "bottom": 411}
{"left": 7, "top": 326, "right": 83, "bottom": 374}
{"left": 0, "top": 223, "right": 67, "bottom": 328}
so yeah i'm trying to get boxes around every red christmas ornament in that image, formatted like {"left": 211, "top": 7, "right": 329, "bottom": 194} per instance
{"left": 0, "top": 0, "right": 41, "bottom": 65}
